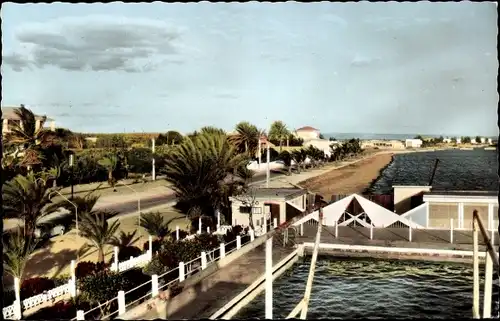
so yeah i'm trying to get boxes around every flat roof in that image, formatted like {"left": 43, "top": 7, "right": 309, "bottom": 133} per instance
{"left": 425, "top": 190, "right": 498, "bottom": 197}
{"left": 242, "top": 188, "right": 307, "bottom": 200}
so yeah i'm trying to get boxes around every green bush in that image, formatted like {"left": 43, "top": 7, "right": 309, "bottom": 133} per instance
{"left": 142, "top": 257, "right": 168, "bottom": 277}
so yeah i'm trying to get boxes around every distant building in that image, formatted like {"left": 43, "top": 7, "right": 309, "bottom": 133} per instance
{"left": 488, "top": 138, "right": 493, "bottom": 144}
{"left": 456, "top": 137, "right": 461, "bottom": 144}
{"left": 480, "top": 137, "right": 486, "bottom": 144}
{"left": 294, "top": 126, "right": 320, "bottom": 141}
{"left": 362, "top": 139, "right": 405, "bottom": 150}
{"left": 443, "top": 137, "right": 452, "bottom": 143}
{"left": 405, "top": 139, "right": 423, "bottom": 148}
{"left": 303, "top": 139, "right": 333, "bottom": 157}
{"left": 2, "top": 106, "right": 55, "bottom": 135}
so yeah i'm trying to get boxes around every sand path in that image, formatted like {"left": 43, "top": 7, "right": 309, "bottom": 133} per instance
{"left": 299, "top": 153, "right": 393, "bottom": 197}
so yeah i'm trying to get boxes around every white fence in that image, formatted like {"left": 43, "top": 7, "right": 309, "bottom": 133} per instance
{"left": 2, "top": 226, "right": 241, "bottom": 320}
{"left": 74, "top": 230, "right": 255, "bottom": 320}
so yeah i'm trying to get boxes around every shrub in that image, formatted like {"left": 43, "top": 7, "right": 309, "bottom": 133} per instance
{"left": 126, "top": 148, "right": 153, "bottom": 174}
{"left": 3, "top": 290, "right": 15, "bottom": 306}
{"left": 78, "top": 271, "right": 129, "bottom": 316}
{"left": 169, "top": 229, "right": 189, "bottom": 241}
{"left": 53, "top": 274, "right": 71, "bottom": 287}
{"left": 122, "top": 268, "right": 151, "bottom": 303}
{"left": 75, "top": 261, "right": 108, "bottom": 279}
{"left": 26, "top": 300, "right": 75, "bottom": 320}
{"left": 20, "top": 277, "right": 56, "bottom": 300}
{"left": 109, "top": 246, "right": 142, "bottom": 262}
{"left": 142, "top": 257, "right": 168, "bottom": 277}
{"left": 142, "top": 239, "right": 162, "bottom": 254}
{"left": 193, "top": 234, "right": 219, "bottom": 251}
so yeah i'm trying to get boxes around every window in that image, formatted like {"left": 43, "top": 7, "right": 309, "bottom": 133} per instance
{"left": 239, "top": 206, "right": 252, "bottom": 214}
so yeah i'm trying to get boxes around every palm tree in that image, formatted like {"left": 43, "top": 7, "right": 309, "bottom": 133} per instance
{"left": 231, "top": 122, "right": 262, "bottom": 156}
{"left": 3, "top": 228, "right": 38, "bottom": 281}
{"left": 110, "top": 230, "right": 140, "bottom": 248}
{"left": 2, "top": 170, "right": 59, "bottom": 238}
{"left": 4, "top": 105, "right": 59, "bottom": 169}
{"left": 138, "top": 212, "right": 172, "bottom": 240}
{"left": 200, "top": 126, "right": 226, "bottom": 136}
{"left": 268, "top": 121, "right": 290, "bottom": 152}
{"left": 98, "top": 155, "right": 118, "bottom": 191}
{"left": 162, "top": 132, "right": 250, "bottom": 221}
{"left": 79, "top": 211, "right": 120, "bottom": 263}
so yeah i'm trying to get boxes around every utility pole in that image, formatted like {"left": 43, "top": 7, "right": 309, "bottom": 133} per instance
{"left": 152, "top": 138, "right": 156, "bottom": 181}
{"left": 258, "top": 138, "right": 262, "bottom": 170}
{"left": 266, "top": 143, "right": 270, "bottom": 188}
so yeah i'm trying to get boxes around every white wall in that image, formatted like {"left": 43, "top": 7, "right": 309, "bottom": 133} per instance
{"left": 303, "top": 139, "right": 332, "bottom": 156}
{"left": 295, "top": 130, "right": 320, "bottom": 140}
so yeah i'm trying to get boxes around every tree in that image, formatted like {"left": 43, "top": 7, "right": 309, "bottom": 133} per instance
{"left": 278, "top": 151, "right": 293, "bottom": 175}
{"left": 3, "top": 228, "right": 38, "bottom": 281}
{"left": 268, "top": 121, "right": 290, "bottom": 152}
{"left": 200, "top": 126, "right": 226, "bottom": 136}
{"left": 451, "top": 137, "right": 457, "bottom": 143}
{"left": 2, "top": 170, "right": 59, "bottom": 238}
{"left": 233, "top": 187, "right": 259, "bottom": 230}
{"left": 4, "top": 105, "right": 60, "bottom": 169}
{"left": 157, "top": 131, "right": 184, "bottom": 146}
{"left": 79, "top": 211, "right": 120, "bottom": 263}
{"left": 475, "top": 136, "right": 481, "bottom": 144}
{"left": 291, "top": 149, "right": 307, "bottom": 173}
{"left": 230, "top": 122, "right": 262, "bottom": 157}
{"left": 161, "top": 132, "right": 250, "bottom": 222}
{"left": 319, "top": 133, "right": 325, "bottom": 139}
{"left": 139, "top": 212, "right": 173, "bottom": 240}
{"left": 98, "top": 155, "right": 119, "bottom": 191}
{"left": 462, "top": 136, "right": 471, "bottom": 144}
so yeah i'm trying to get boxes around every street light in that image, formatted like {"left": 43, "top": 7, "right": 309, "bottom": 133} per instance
{"left": 116, "top": 181, "right": 141, "bottom": 225}
{"left": 69, "top": 153, "right": 75, "bottom": 200}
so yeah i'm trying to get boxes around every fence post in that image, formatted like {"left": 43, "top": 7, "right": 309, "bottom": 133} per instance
{"left": 70, "top": 260, "right": 77, "bottom": 297}
{"left": 114, "top": 246, "right": 119, "bottom": 271}
{"left": 483, "top": 252, "right": 493, "bottom": 318}
{"left": 408, "top": 222, "right": 412, "bottom": 242}
{"left": 179, "top": 262, "right": 185, "bottom": 282}
{"left": 152, "top": 275, "right": 159, "bottom": 298}
{"left": 236, "top": 235, "right": 241, "bottom": 249}
{"left": 335, "top": 221, "right": 338, "bottom": 238}
{"left": 198, "top": 217, "right": 202, "bottom": 234}
{"left": 300, "top": 223, "right": 304, "bottom": 236}
{"left": 273, "top": 218, "right": 278, "bottom": 229}
{"left": 250, "top": 229, "right": 255, "bottom": 241}
{"left": 207, "top": 226, "right": 210, "bottom": 234}
{"left": 14, "top": 276, "right": 21, "bottom": 319}
{"left": 370, "top": 224, "right": 373, "bottom": 240}
{"left": 148, "top": 235, "right": 153, "bottom": 260}
{"left": 176, "top": 226, "right": 180, "bottom": 241}
{"left": 201, "top": 251, "right": 207, "bottom": 270}
{"left": 450, "top": 218, "right": 454, "bottom": 243}
{"left": 118, "top": 290, "right": 126, "bottom": 315}
{"left": 220, "top": 243, "right": 226, "bottom": 259}
{"left": 76, "top": 310, "right": 85, "bottom": 320}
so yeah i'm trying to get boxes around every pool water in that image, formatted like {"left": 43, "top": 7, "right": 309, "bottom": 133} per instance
{"left": 236, "top": 257, "right": 495, "bottom": 319}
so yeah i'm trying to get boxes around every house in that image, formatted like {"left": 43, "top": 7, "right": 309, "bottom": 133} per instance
{"left": 488, "top": 138, "right": 493, "bottom": 145}
{"left": 443, "top": 137, "right": 452, "bottom": 143}
{"left": 480, "top": 137, "right": 486, "bottom": 144}
{"left": 405, "top": 139, "right": 423, "bottom": 148}
{"left": 456, "top": 137, "right": 461, "bottom": 144}
{"left": 230, "top": 187, "right": 308, "bottom": 231}
{"left": 2, "top": 106, "right": 55, "bottom": 134}
{"left": 294, "top": 126, "right": 320, "bottom": 141}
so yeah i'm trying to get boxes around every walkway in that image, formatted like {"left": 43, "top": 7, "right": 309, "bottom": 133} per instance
{"left": 138, "top": 244, "right": 295, "bottom": 320}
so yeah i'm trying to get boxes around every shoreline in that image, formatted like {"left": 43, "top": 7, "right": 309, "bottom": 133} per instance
{"left": 363, "top": 153, "right": 396, "bottom": 194}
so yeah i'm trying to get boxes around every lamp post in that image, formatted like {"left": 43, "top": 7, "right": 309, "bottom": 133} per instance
{"left": 69, "top": 153, "right": 74, "bottom": 200}
{"left": 151, "top": 138, "right": 156, "bottom": 181}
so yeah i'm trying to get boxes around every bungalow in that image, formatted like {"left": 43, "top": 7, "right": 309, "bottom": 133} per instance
{"left": 2, "top": 106, "right": 55, "bottom": 135}
{"left": 294, "top": 126, "right": 320, "bottom": 141}
{"left": 230, "top": 187, "right": 308, "bottom": 233}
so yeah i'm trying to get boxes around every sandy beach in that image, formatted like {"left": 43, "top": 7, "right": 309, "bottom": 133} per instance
{"left": 299, "top": 153, "right": 394, "bottom": 197}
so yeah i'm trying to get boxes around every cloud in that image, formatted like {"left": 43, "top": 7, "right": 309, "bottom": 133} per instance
{"left": 3, "top": 15, "right": 184, "bottom": 73}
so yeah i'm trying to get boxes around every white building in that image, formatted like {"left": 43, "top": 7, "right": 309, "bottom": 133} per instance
{"left": 480, "top": 137, "right": 486, "bottom": 144}
{"left": 303, "top": 139, "right": 333, "bottom": 157}
{"left": 488, "top": 138, "right": 493, "bottom": 144}
{"left": 456, "top": 137, "right": 461, "bottom": 144}
{"left": 443, "top": 137, "right": 452, "bottom": 143}
{"left": 2, "top": 106, "right": 55, "bottom": 134}
{"left": 405, "top": 139, "right": 423, "bottom": 148}
{"left": 294, "top": 126, "right": 320, "bottom": 141}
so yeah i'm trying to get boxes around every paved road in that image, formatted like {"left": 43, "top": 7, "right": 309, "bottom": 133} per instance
{"left": 100, "top": 170, "right": 289, "bottom": 216}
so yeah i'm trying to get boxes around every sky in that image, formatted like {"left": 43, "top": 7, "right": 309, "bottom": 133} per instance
{"left": 1, "top": 2, "right": 498, "bottom": 136}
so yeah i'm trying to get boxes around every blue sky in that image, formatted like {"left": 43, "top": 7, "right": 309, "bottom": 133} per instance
{"left": 1, "top": 2, "right": 498, "bottom": 136}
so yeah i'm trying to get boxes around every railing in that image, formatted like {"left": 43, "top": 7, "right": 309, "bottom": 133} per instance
{"left": 472, "top": 210, "right": 499, "bottom": 319}
{"left": 286, "top": 208, "right": 323, "bottom": 319}
{"left": 74, "top": 231, "right": 255, "bottom": 320}
{"left": 3, "top": 228, "right": 235, "bottom": 320}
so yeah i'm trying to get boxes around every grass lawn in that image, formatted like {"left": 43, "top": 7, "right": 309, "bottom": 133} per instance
{"left": 4, "top": 206, "right": 190, "bottom": 285}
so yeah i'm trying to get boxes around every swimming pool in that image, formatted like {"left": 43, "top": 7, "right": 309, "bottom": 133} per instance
{"left": 236, "top": 257, "right": 494, "bottom": 319}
